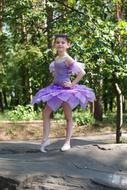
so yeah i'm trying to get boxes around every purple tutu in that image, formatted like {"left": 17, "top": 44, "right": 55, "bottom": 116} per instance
{"left": 32, "top": 60, "right": 95, "bottom": 111}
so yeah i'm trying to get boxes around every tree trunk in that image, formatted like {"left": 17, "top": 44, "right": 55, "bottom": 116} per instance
{"left": 3, "top": 90, "right": 8, "bottom": 108}
{"left": 0, "top": 92, "right": 4, "bottom": 112}
{"left": 115, "top": 83, "right": 123, "bottom": 143}
{"left": 109, "top": 98, "right": 113, "bottom": 112}
{"left": 0, "top": 0, "right": 4, "bottom": 30}
{"left": 20, "top": 14, "right": 31, "bottom": 105}
{"left": 94, "top": 66, "right": 103, "bottom": 121}
{"left": 46, "top": 0, "right": 53, "bottom": 49}
{"left": 94, "top": 96, "right": 103, "bottom": 121}
{"left": 123, "top": 96, "right": 125, "bottom": 113}
{"left": 0, "top": 1, "right": 4, "bottom": 112}
{"left": 115, "top": 0, "right": 123, "bottom": 143}
{"left": 90, "top": 102, "right": 94, "bottom": 114}
{"left": 103, "top": 94, "right": 108, "bottom": 113}
{"left": 20, "top": 65, "right": 30, "bottom": 105}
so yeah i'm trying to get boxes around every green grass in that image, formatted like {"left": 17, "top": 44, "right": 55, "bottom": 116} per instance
{"left": 0, "top": 109, "right": 127, "bottom": 130}
{"left": 0, "top": 111, "right": 9, "bottom": 120}
{"left": 103, "top": 113, "right": 127, "bottom": 128}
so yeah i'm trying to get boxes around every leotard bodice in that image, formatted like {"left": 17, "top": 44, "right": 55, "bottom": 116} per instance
{"left": 53, "top": 60, "right": 71, "bottom": 85}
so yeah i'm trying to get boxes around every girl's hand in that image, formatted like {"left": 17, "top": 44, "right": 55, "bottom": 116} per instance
{"left": 63, "top": 81, "right": 72, "bottom": 87}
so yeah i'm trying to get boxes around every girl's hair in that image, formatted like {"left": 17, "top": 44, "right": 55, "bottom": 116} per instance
{"left": 54, "top": 34, "right": 70, "bottom": 42}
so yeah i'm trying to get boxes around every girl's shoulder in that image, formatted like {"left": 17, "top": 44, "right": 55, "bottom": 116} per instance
{"left": 64, "top": 54, "right": 75, "bottom": 67}
{"left": 54, "top": 54, "right": 74, "bottom": 65}
{"left": 55, "top": 55, "right": 60, "bottom": 61}
{"left": 54, "top": 55, "right": 65, "bottom": 63}
{"left": 49, "top": 61, "right": 55, "bottom": 73}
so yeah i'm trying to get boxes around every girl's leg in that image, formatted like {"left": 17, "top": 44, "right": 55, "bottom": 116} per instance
{"left": 40, "top": 104, "right": 53, "bottom": 152}
{"left": 42, "top": 104, "right": 53, "bottom": 142}
{"left": 61, "top": 102, "right": 73, "bottom": 151}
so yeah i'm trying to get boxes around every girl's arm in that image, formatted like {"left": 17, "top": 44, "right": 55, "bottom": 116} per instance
{"left": 71, "top": 70, "right": 85, "bottom": 86}
{"left": 64, "top": 55, "right": 85, "bottom": 87}
{"left": 49, "top": 61, "right": 55, "bottom": 84}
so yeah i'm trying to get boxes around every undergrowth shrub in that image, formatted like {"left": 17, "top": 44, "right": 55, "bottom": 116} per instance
{"left": 7, "top": 105, "right": 37, "bottom": 121}
{"left": 54, "top": 108, "right": 95, "bottom": 125}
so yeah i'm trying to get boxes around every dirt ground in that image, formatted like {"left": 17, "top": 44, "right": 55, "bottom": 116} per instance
{"left": 0, "top": 120, "right": 118, "bottom": 141}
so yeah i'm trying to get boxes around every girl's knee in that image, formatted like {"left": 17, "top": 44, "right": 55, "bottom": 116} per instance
{"left": 43, "top": 105, "right": 52, "bottom": 118}
{"left": 64, "top": 115, "right": 73, "bottom": 123}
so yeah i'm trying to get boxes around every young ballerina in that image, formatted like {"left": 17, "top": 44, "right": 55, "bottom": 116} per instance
{"left": 32, "top": 34, "right": 95, "bottom": 152}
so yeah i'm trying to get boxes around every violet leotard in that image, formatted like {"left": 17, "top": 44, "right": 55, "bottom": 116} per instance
{"left": 32, "top": 59, "right": 95, "bottom": 111}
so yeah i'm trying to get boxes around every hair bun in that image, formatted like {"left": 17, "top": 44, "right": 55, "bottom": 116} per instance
{"left": 55, "top": 34, "right": 68, "bottom": 38}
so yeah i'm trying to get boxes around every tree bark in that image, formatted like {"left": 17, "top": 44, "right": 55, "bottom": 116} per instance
{"left": 0, "top": 92, "right": 4, "bottom": 112}
{"left": 90, "top": 102, "right": 94, "bottom": 114}
{"left": 115, "top": 83, "right": 123, "bottom": 143}
{"left": 115, "top": 0, "right": 123, "bottom": 143}
{"left": 94, "top": 66, "right": 103, "bottom": 121}
{"left": 3, "top": 90, "right": 8, "bottom": 108}
{"left": 103, "top": 94, "right": 108, "bottom": 113}
{"left": 123, "top": 96, "right": 125, "bottom": 113}
{"left": 46, "top": 0, "right": 53, "bottom": 49}
{"left": 0, "top": 0, "right": 5, "bottom": 112}
{"left": 109, "top": 98, "right": 113, "bottom": 112}
{"left": 94, "top": 96, "right": 103, "bottom": 121}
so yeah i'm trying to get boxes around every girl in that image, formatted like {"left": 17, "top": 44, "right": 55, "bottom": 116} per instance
{"left": 32, "top": 34, "right": 95, "bottom": 152}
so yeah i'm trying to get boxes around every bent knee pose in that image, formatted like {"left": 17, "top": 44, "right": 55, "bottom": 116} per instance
{"left": 32, "top": 34, "right": 95, "bottom": 152}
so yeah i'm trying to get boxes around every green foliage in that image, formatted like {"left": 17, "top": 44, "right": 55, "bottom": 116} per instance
{"left": 54, "top": 109, "right": 95, "bottom": 126}
{"left": 0, "top": 111, "right": 9, "bottom": 120}
{"left": 53, "top": 108, "right": 64, "bottom": 120}
{"left": 73, "top": 110, "right": 95, "bottom": 126}
{"left": 68, "top": 0, "right": 76, "bottom": 5}
{"left": 1, "top": 105, "right": 95, "bottom": 126}
{"left": 0, "top": 0, "right": 127, "bottom": 116}
{"left": 7, "top": 104, "right": 37, "bottom": 121}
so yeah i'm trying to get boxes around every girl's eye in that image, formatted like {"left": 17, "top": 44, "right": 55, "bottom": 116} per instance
{"left": 56, "top": 41, "right": 66, "bottom": 44}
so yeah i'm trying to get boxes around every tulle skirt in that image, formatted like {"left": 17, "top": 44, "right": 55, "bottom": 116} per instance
{"left": 32, "top": 84, "right": 95, "bottom": 111}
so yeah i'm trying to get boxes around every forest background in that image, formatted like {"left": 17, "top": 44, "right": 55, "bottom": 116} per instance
{"left": 0, "top": 0, "right": 127, "bottom": 142}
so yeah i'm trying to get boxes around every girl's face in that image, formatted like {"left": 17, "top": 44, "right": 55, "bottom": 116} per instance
{"left": 54, "top": 37, "right": 70, "bottom": 53}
